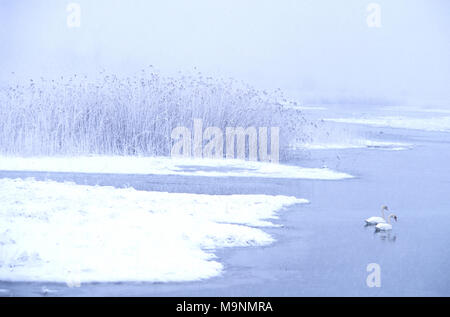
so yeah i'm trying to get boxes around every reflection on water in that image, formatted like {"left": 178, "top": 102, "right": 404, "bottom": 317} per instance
{"left": 376, "top": 231, "right": 397, "bottom": 242}
{"left": 363, "top": 224, "right": 397, "bottom": 242}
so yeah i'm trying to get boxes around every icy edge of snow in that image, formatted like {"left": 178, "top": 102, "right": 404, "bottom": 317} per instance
{"left": 0, "top": 178, "right": 307, "bottom": 283}
{"left": 0, "top": 156, "right": 353, "bottom": 180}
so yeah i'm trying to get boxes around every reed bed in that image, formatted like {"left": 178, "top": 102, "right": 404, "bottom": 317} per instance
{"left": 0, "top": 68, "right": 308, "bottom": 158}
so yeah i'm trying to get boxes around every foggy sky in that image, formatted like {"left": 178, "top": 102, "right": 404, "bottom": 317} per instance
{"left": 1, "top": 0, "right": 449, "bottom": 105}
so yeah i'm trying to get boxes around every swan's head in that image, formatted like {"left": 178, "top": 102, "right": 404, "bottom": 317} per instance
{"left": 387, "top": 213, "right": 398, "bottom": 223}
{"left": 382, "top": 205, "right": 389, "bottom": 211}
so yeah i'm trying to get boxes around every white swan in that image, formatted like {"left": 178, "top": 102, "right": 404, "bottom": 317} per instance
{"left": 365, "top": 205, "right": 389, "bottom": 225}
{"left": 375, "top": 214, "right": 398, "bottom": 231}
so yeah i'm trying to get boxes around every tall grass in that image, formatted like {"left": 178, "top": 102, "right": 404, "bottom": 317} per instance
{"left": 0, "top": 68, "right": 307, "bottom": 157}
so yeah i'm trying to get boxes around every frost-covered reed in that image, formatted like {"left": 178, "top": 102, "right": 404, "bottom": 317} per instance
{"left": 0, "top": 68, "right": 307, "bottom": 157}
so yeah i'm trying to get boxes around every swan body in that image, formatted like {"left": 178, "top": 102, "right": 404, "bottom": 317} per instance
{"left": 365, "top": 205, "right": 389, "bottom": 225}
{"left": 375, "top": 223, "right": 392, "bottom": 231}
{"left": 375, "top": 213, "right": 398, "bottom": 232}
{"left": 365, "top": 216, "right": 386, "bottom": 225}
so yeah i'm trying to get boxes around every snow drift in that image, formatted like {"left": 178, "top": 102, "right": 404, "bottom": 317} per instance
{"left": 0, "top": 178, "right": 306, "bottom": 283}
{"left": 0, "top": 155, "right": 353, "bottom": 180}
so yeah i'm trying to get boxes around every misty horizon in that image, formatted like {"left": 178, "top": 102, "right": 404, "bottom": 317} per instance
{"left": 1, "top": 0, "right": 449, "bottom": 106}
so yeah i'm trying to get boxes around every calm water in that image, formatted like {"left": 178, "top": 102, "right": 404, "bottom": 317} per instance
{"left": 1, "top": 124, "right": 449, "bottom": 296}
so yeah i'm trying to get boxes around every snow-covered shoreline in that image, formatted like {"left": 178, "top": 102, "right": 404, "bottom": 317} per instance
{"left": 0, "top": 178, "right": 306, "bottom": 283}
{"left": 0, "top": 156, "right": 353, "bottom": 180}
{"left": 324, "top": 116, "right": 450, "bottom": 132}
{"left": 291, "top": 139, "right": 412, "bottom": 151}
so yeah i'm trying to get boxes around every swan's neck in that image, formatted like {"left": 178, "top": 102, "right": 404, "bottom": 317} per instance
{"left": 381, "top": 208, "right": 386, "bottom": 220}
{"left": 387, "top": 214, "right": 395, "bottom": 224}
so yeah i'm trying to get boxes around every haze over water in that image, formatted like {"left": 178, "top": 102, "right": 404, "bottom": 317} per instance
{"left": 1, "top": 0, "right": 449, "bottom": 106}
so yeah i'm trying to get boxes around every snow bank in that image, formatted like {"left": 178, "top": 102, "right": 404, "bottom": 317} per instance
{"left": 291, "top": 140, "right": 412, "bottom": 151}
{"left": 382, "top": 106, "right": 450, "bottom": 114}
{"left": 0, "top": 178, "right": 306, "bottom": 283}
{"left": 0, "top": 156, "right": 353, "bottom": 180}
{"left": 325, "top": 116, "right": 450, "bottom": 132}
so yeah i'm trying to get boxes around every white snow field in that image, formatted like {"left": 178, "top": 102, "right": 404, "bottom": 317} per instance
{"left": 0, "top": 178, "right": 307, "bottom": 283}
{"left": 325, "top": 116, "right": 450, "bottom": 132}
{"left": 0, "top": 156, "right": 352, "bottom": 180}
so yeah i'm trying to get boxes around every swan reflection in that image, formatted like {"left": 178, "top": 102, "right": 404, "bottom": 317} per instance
{"left": 376, "top": 231, "right": 397, "bottom": 242}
